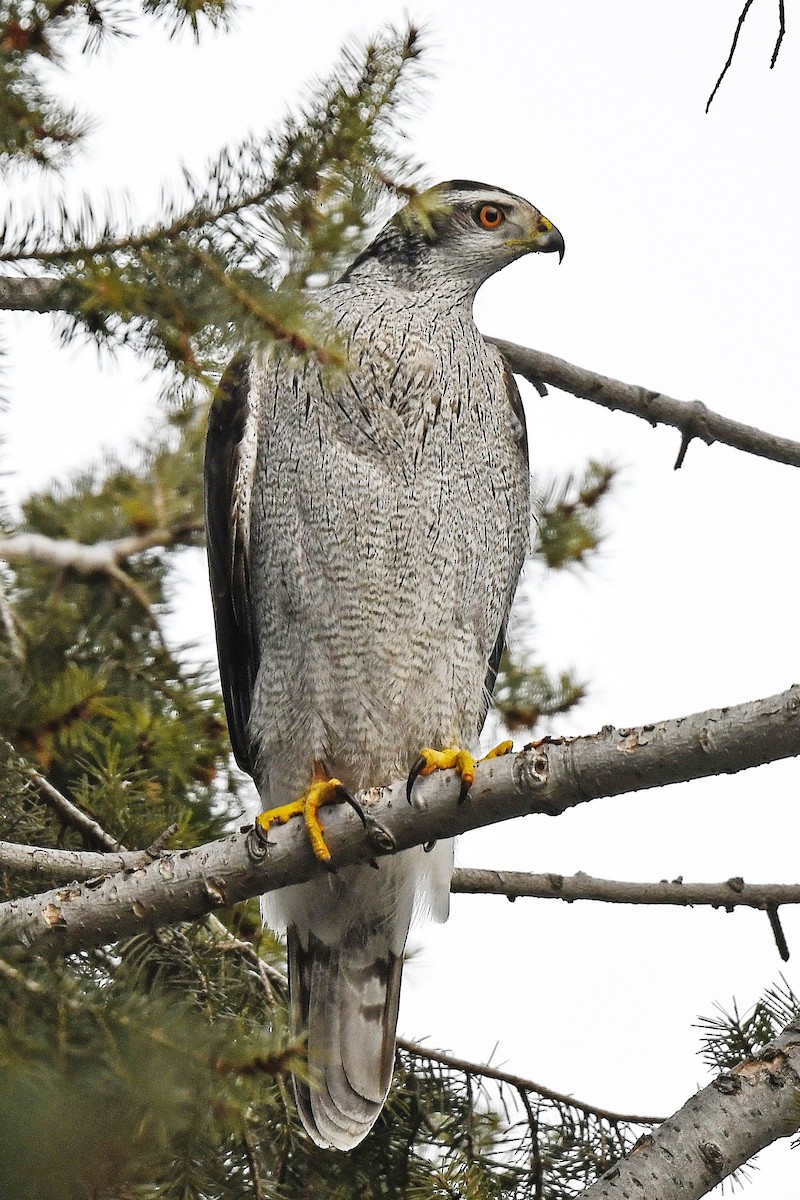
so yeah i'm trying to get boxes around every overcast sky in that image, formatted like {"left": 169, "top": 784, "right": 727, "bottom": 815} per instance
{"left": 4, "top": 2, "right": 800, "bottom": 1192}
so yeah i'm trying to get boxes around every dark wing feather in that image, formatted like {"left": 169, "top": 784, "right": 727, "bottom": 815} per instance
{"left": 479, "top": 350, "right": 529, "bottom": 732}
{"left": 204, "top": 354, "right": 260, "bottom": 775}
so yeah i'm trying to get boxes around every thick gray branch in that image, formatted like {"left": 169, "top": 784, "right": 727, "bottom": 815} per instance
{"left": 452, "top": 869, "right": 800, "bottom": 909}
{"left": 1, "top": 685, "right": 798, "bottom": 956}
{"left": 489, "top": 337, "right": 800, "bottom": 470}
{"left": 579, "top": 1019, "right": 800, "bottom": 1199}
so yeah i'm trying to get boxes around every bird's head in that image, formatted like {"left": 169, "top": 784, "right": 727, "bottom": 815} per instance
{"left": 346, "top": 180, "right": 564, "bottom": 300}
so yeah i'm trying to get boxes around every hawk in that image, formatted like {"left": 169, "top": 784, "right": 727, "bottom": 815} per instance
{"left": 204, "top": 181, "right": 563, "bottom": 1149}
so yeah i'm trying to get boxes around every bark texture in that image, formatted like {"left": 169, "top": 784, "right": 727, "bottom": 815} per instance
{"left": 580, "top": 1021, "right": 800, "bottom": 1199}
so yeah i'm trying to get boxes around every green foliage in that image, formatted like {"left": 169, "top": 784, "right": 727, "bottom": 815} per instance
{"left": 0, "top": 934, "right": 304, "bottom": 1200}
{"left": 493, "top": 651, "right": 586, "bottom": 733}
{"left": 1, "top": 15, "right": 426, "bottom": 388}
{"left": 0, "top": 411, "right": 235, "bottom": 856}
{"left": 533, "top": 462, "right": 614, "bottom": 571}
{"left": 696, "top": 978, "right": 800, "bottom": 1074}
{"left": 0, "top": 1, "right": 234, "bottom": 169}
{"left": 490, "top": 461, "right": 614, "bottom": 733}
{"left": 0, "top": 929, "right": 653, "bottom": 1200}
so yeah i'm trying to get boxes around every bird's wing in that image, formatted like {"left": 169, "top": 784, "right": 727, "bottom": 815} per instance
{"left": 204, "top": 354, "right": 260, "bottom": 774}
{"left": 478, "top": 347, "right": 530, "bottom": 731}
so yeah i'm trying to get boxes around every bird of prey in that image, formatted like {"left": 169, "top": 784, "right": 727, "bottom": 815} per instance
{"left": 204, "top": 180, "right": 563, "bottom": 1150}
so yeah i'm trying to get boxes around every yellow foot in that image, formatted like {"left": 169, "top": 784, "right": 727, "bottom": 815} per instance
{"left": 256, "top": 772, "right": 354, "bottom": 866}
{"left": 406, "top": 740, "right": 513, "bottom": 805}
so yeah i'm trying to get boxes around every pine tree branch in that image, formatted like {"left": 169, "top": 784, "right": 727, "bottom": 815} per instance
{"left": 0, "top": 527, "right": 204, "bottom": 572}
{"left": 1, "top": 685, "right": 798, "bottom": 956}
{"left": 451, "top": 869, "right": 800, "bottom": 910}
{"left": 396, "top": 1038, "right": 665, "bottom": 1126}
{"left": 578, "top": 1017, "right": 800, "bottom": 1199}
{"left": 489, "top": 337, "right": 800, "bottom": 470}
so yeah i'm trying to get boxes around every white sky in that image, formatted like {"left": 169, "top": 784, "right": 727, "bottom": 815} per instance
{"left": 4, "top": 2, "right": 800, "bottom": 1192}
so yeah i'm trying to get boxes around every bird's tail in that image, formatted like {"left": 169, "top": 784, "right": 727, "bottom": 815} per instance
{"left": 287, "top": 925, "right": 403, "bottom": 1151}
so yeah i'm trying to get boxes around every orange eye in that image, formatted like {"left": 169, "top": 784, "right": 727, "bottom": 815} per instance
{"left": 477, "top": 204, "right": 504, "bottom": 229}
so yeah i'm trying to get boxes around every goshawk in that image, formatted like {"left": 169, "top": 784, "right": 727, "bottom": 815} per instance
{"left": 204, "top": 180, "right": 563, "bottom": 1149}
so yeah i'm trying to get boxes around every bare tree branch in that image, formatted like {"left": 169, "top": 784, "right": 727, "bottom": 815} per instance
{"left": 489, "top": 338, "right": 800, "bottom": 471}
{"left": 27, "top": 768, "right": 124, "bottom": 852}
{"left": 0, "top": 838, "right": 145, "bottom": 878}
{"left": 0, "top": 577, "right": 25, "bottom": 661}
{"left": 451, "top": 869, "right": 800, "bottom": 910}
{"left": 578, "top": 1017, "right": 800, "bottom": 1199}
{"left": 2, "top": 685, "right": 798, "bottom": 957}
{"left": 396, "top": 1038, "right": 665, "bottom": 1126}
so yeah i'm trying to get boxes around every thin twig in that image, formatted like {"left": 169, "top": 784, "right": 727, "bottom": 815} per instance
{"left": 0, "top": 582, "right": 25, "bottom": 661}
{"left": 706, "top": 0, "right": 756, "bottom": 112}
{"left": 771, "top": 0, "right": 786, "bottom": 66}
{"left": 517, "top": 1087, "right": 544, "bottom": 1200}
{"left": 766, "top": 904, "right": 790, "bottom": 961}
{"left": 397, "top": 1038, "right": 663, "bottom": 1126}
{"left": 241, "top": 1126, "right": 266, "bottom": 1200}
{"left": 205, "top": 913, "right": 282, "bottom": 1005}
{"left": 106, "top": 563, "right": 167, "bottom": 648}
{"left": 145, "top": 823, "right": 179, "bottom": 858}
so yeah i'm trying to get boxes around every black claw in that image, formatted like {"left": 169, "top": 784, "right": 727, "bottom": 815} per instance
{"left": 458, "top": 775, "right": 473, "bottom": 805}
{"left": 322, "top": 859, "right": 338, "bottom": 876}
{"left": 423, "top": 839, "right": 438, "bottom": 853}
{"left": 336, "top": 784, "right": 367, "bottom": 827}
{"left": 246, "top": 825, "right": 270, "bottom": 862}
{"left": 407, "top": 756, "right": 426, "bottom": 803}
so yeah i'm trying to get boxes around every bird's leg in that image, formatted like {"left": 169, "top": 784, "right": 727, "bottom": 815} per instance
{"left": 406, "top": 740, "right": 514, "bottom": 805}
{"left": 256, "top": 765, "right": 364, "bottom": 867}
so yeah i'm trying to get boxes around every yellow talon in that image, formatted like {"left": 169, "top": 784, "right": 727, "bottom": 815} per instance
{"left": 256, "top": 773, "right": 346, "bottom": 864}
{"left": 482, "top": 739, "right": 514, "bottom": 761}
{"left": 407, "top": 740, "right": 513, "bottom": 804}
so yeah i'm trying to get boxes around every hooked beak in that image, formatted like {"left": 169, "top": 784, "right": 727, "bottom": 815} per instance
{"left": 508, "top": 212, "right": 565, "bottom": 263}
